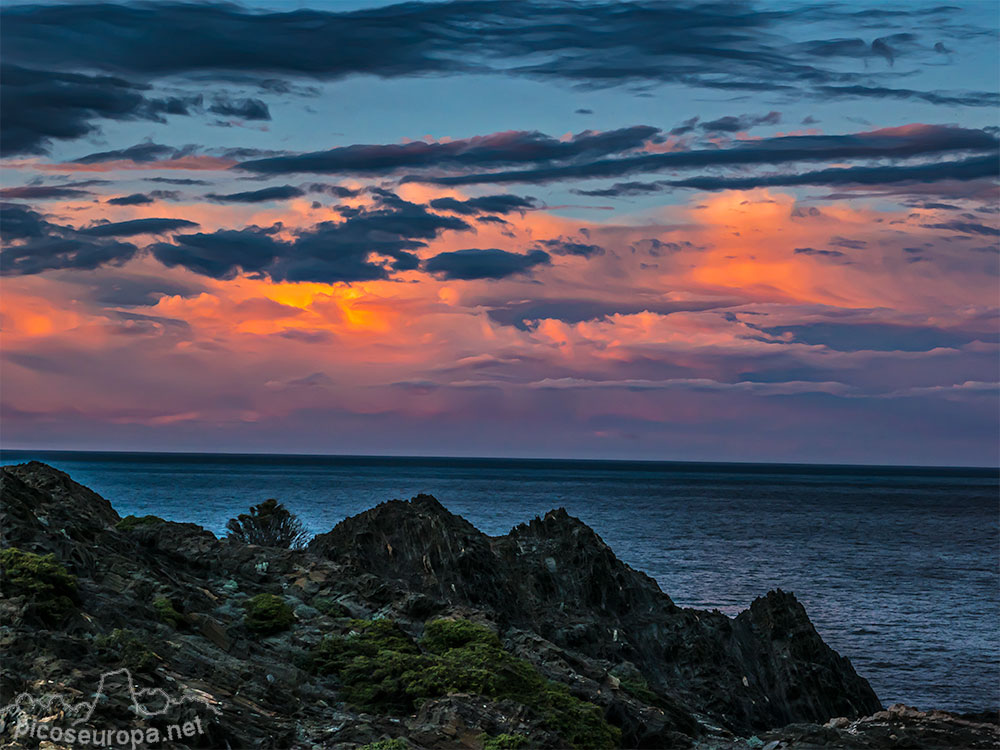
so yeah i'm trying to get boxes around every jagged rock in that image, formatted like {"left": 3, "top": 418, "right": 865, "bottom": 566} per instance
{"left": 3, "top": 462, "right": 973, "bottom": 750}
{"left": 310, "top": 496, "right": 881, "bottom": 735}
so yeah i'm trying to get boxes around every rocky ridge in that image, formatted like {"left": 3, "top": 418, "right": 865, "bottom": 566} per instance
{"left": 0, "top": 462, "right": 996, "bottom": 749}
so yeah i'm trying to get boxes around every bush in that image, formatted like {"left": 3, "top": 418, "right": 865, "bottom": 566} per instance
{"left": 116, "top": 515, "right": 165, "bottom": 532}
{"left": 243, "top": 593, "right": 295, "bottom": 636}
{"left": 96, "top": 628, "right": 156, "bottom": 671}
{"left": 312, "top": 597, "right": 351, "bottom": 618}
{"left": 307, "top": 618, "right": 621, "bottom": 748}
{"left": 153, "top": 596, "right": 184, "bottom": 628}
{"left": 358, "top": 740, "right": 408, "bottom": 750}
{"left": 0, "top": 547, "right": 77, "bottom": 623}
{"left": 481, "top": 734, "right": 528, "bottom": 750}
{"left": 225, "top": 499, "right": 309, "bottom": 549}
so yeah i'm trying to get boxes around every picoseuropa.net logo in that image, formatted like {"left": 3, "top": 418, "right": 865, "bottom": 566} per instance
{"left": 0, "top": 667, "right": 222, "bottom": 749}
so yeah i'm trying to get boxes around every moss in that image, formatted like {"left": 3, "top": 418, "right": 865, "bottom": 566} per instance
{"left": 242, "top": 593, "right": 295, "bottom": 636}
{"left": 153, "top": 596, "right": 184, "bottom": 628}
{"left": 312, "top": 596, "right": 351, "bottom": 618}
{"left": 307, "top": 618, "right": 620, "bottom": 749}
{"left": 481, "top": 733, "right": 529, "bottom": 750}
{"left": 358, "top": 740, "right": 408, "bottom": 750}
{"left": 0, "top": 547, "right": 77, "bottom": 623}
{"left": 618, "top": 675, "right": 663, "bottom": 707}
{"left": 116, "top": 514, "right": 165, "bottom": 532}
{"left": 96, "top": 628, "right": 156, "bottom": 671}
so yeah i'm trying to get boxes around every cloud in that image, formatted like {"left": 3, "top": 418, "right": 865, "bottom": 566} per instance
{"left": 424, "top": 248, "right": 551, "bottom": 280}
{"left": 0, "top": 66, "right": 198, "bottom": 156}
{"left": 206, "top": 185, "right": 306, "bottom": 203}
{"left": 237, "top": 126, "right": 659, "bottom": 175}
{"left": 73, "top": 141, "right": 187, "bottom": 164}
{"left": 0, "top": 185, "right": 92, "bottom": 200}
{"left": 422, "top": 125, "right": 998, "bottom": 186}
{"left": 535, "top": 238, "right": 605, "bottom": 258}
{"left": 794, "top": 247, "right": 846, "bottom": 258}
{"left": 80, "top": 218, "right": 200, "bottom": 237}
{"left": 2, "top": 235, "right": 137, "bottom": 275}
{"left": 699, "top": 111, "right": 781, "bottom": 133}
{"left": 0, "top": 205, "right": 196, "bottom": 273}
{"left": 428, "top": 194, "right": 537, "bottom": 215}
{"left": 920, "top": 220, "right": 1000, "bottom": 237}
{"left": 575, "top": 154, "right": 999, "bottom": 196}
{"left": 207, "top": 95, "right": 270, "bottom": 121}
{"left": 151, "top": 192, "right": 472, "bottom": 282}
{"left": 107, "top": 193, "right": 154, "bottom": 205}
{"left": 1, "top": 1, "right": 975, "bottom": 105}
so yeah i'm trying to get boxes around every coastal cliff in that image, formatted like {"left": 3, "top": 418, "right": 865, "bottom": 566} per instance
{"left": 0, "top": 462, "right": 995, "bottom": 749}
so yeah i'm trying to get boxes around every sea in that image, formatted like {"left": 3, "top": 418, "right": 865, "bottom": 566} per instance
{"left": 2, "top": 450, "right": 997, "bottom": 713}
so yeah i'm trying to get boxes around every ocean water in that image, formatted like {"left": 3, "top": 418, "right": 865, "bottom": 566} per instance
{"left": 2, "top": 450, "right": 997, "bottom": 713}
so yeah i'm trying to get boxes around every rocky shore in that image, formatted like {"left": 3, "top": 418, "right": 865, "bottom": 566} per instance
{"left": 0, "top": 461, "right": 996, "bottom": 749}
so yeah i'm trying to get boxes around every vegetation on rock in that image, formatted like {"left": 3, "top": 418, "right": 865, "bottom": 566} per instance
{"left": 243, "top": 592, "right": 295, "bottom": 635}
{"left": 481, "top": 733, "right": 529, "bottom": 749}
{"left": 96, "top": 628, "right": 156, "bottom": 671}
{"left": 312, "top": 596, "right": 351, "bottom": 617}
{"left": 115, "top": 514, "right": 165, "bottom": 532}
{"left": 226, "top": 498, "right": 309, "bottom": 549}
{"left": 153, "top": 596, "right": 184, "bottom": 628}
{"left": 308, "top": 618, "right": 621, "bottom": 749}
{"left": 357, "top": 740, "right": 408, "bottom": 750}
{"left": 0, "top": 547, "right": 77, "bottom": 623}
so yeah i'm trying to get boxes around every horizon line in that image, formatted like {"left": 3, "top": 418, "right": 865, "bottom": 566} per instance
{"left": 1, "top": 446, "right": 996, "bottom": 473}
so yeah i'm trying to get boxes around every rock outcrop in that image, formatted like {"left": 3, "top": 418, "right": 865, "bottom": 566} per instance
{"left": 1, "top": 462, "right": 987, "bottom": 749}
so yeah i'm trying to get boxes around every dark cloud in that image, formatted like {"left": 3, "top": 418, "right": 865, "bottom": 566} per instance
{"left": 699, "top": 111, "right": 781, "bottom": 133}
{"left": 0, "top": 206, "right": 197, "bottom": 274}
{"left": 921, "top": 220, "right": 1000, "bottom": 237}
{"left": 145, "top": 176, "right": 210, "bottom": 186}
{"left": 80, "top": 218, "right": 200, "bottom": 237}
{"left": 238, "top": 126, "right": 659, "bottom": 175}
{"left": 0, "top": 185, "right": 92, "bottom": 200}
{"left": 2, "top": 234, "right": 137, "bottom": 275}
{"left": 151, "top": 193, "right": 472, "bottom": 283}
{"left": 574, "top": 154, "right": 999, "bottom": 196}
{"left": 425, "top": 125, "right": 998, "bottom": 186}
{"left": 73, "top": 141, "right": 192, "bottom": 164}
{"left": 794, "top": 247, "right": 846, "bottom": 258}
{"left": 207, "top": 95, "right": 271, "bottom": 121}
{"left": 1, "top": 1, "right": 972, "bottom": 106}
{"left": 535, "top": 239, "right": 605, "bottom": 258}
{"left": 0, "top": 203, "right": 52, "bottom": 241}
{"left": 107, "top": 193, "right": 154, "bottom": 206}
{"left": 206, "top": 185, "right": 305, "bottom": 203}
{"left": 424, "top": 248, "right": 551, "bottom": 280}
{"left": 486, "top": 298, "right": 735, "bottom": 330}
{"left": 429, "top": 194, "right": 538, "bottom": 215}
{"left": 816, "top": 85, "right": 998, "bottom": 108}
{"left": 0, "top": 65, "right": 192, "bottom": 155}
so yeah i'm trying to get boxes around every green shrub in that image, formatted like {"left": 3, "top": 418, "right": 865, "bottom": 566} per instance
{"left": 116, "top": 515, "right": 165, "bottom": 532}
{"left": 618, "top": 675, "right": 662, "bottom": 707}
{"left": 226, "top": 499, "right": 309, "bottom": 549}
{"left": 0, "top": 547, "right": 77, "bottom": 623}
{"left": 312, "top": 597, "right": 351, "bottom": 618}
{"left": 96, "top": 628, "right": 156, "bottom": 671}
{"left": 242, "top": 593, "right": 295, "bottom": 636}
{"left": 307, "top": 618, "right": 620, "bottom": 748}
{"left": 358, "top": 740, "right": 408, "bottom": 750}
{"left": 481, "top": 734, "right": 529, "bottom": 750}
{"left": 153, "top": 597, "right": 183, "bottom": 628}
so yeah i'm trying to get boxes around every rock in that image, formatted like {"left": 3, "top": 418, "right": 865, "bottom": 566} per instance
{"left": 310, "top": 497, "right": 881, "bottom": 734}
{"left": 4, "top": 462, "right": 979, "bottom": 750}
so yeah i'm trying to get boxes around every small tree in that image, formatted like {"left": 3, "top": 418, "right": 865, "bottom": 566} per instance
{"left": 225, "top": 498, "right": 309, "bottom": 549}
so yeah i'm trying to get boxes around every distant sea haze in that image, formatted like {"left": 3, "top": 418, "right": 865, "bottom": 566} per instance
{"left": 3, "top": 450, "right": 997, "bottom": 712}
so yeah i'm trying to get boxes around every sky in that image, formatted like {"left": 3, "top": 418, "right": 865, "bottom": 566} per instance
{"left": 0, "top": 0, "right": 998, "bottom": 465}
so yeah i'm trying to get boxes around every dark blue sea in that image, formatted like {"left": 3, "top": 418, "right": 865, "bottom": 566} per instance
{"left": 2, "top": 450, "right": 997, "bottom": 713}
